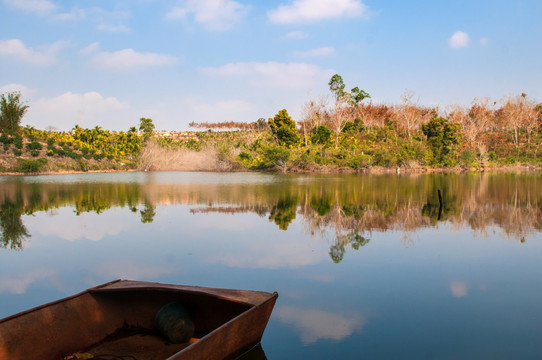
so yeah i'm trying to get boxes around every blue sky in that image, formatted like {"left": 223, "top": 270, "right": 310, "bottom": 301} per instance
{"left": 1, "top": 0, "right": 541, "bottom": 131}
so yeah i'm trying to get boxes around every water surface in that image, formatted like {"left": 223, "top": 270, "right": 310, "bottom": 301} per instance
{"left": 1, "top": 172, "right": 541, "bottom": 359}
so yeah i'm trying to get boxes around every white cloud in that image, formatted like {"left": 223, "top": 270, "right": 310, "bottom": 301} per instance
{"left": 166, "top": 0, "right": 248, "bottom": 31}
{"left": 200, "top": 61, "right": 333, "bottom": 89}
{"left": 79, "top": 42, "right": 100, "bottom": 55}
{"left": 0, "top": 38, "right": 68, "bottom": 66}
{"left": 268, "top": 0, "right": 367, "bottom": 24}
{"left": 293, "top": 46, "right": 334, "bottom": 58}
{"left": 285, "top": 31, "right": 308, "bottom": 40}
{"left": 0, "top": 83, "right": 36, "bottom": 96}
{"left": 449, "top": 280, "right": 468, "bottom": 298}
{"left": 25, "top": 91, "right": 134, "bottom": 130}
{"left": 449, "top": 30, "right": 470, "bottom": 49}
{"left": 3, "top": 0, "right": 56, "bottom": 14}
{"left": 53, "top": 7, "right": 86, "bottom": 21}
{"left": 97, "top": 23, "right": 130, "bottom": 33}
{"left": 89, "top": 48, "right": 179, "bottom": 71}
{"left": 275, "top": 306, "right": 367, "bottom": 344}
{"left": 0, "top": 269, "right": 57, "bottom": 294}
{"left": 94, "top": 261, "right": 176, "bottom": 280}
{"left": 204, "top": 222, "right": 328, "bottom": 269}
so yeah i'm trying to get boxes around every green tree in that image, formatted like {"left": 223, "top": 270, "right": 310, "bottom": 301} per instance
{"left": 139, "top": 117, "right": 155, "bottom": 142}
{"left": 422, "top": 116, "right": 462, "bottom": 166}
{"left": 268, "top": 109, "right": 299, "bottom": 146}
{"left": 0, "top": 92, "right": 29, "bottom": 134}
{"left": 310, "top": 125, "right": 333, "bottom": 146}
{"left": 349, "top": 86, "right": 370, "bottom": 106}
{"left": 328, "top": 74, "right": 346, "bottom": 101}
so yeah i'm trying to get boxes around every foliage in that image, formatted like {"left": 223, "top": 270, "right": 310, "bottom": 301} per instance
{"left": 311, "top": 125, "right": 333, "bottom": 146}
{"left": 268, "top": 109, "right": 299, "bottom": 146}
{"left": 139, "top": 117, "right": 155, "bottom": 142}
{"left": 17, "top": 158, "right": 47, "bottom": 173}
{"left": 422, "top": 116, "right": 462, "bottom": 166}
{"left": 0, "top": 92, "right": 29, "bottom": 134}
{"left": 26, "top": 141, "right": 43, "bottom": 151}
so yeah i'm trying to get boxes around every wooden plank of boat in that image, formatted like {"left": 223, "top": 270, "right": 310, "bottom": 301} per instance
{"left": 0, "top": 280, "right": 278, "bottom": 360}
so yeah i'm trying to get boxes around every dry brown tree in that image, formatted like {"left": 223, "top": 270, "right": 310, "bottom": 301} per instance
{"left": 500, "top": 93, "right": 539, "bottom": 147}
{"left": 300, "top": 95, "right": 328, "bottom": 146}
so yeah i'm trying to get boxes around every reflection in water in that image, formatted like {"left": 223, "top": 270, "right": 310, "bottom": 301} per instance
{"left": 275, "top": 306, "right": 367, "bottom": 344}
{"left": 449, "top": 280, "right": 468, "bottom": 298}
{"left": 0, "top": 196, "right": 30, "bottom": 250}
{"left": 0, "top": 172, "right": 541, "bottom": 259}
{"left": 0, "top": 269, "right": 56, "bottom": 294}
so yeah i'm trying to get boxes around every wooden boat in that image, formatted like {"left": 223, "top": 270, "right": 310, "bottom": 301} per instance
{"left": 0, "top": 280, "right": 278, "bottom": 360}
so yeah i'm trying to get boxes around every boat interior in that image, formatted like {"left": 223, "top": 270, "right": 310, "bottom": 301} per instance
{"left": 0, "top": 286, "right": 253, "bottom": 360}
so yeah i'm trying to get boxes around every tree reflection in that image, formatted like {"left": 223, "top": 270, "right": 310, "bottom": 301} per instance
{"left": 140, "top": 203, "right": 156, "bottom": 223}
{"left": 0, "top": 197, "right": 30, "bottom": 250}
{"left": 329, "top": 232, "right": 370, "bottom": 263}
{"left": 0, "top": 172, "right": 541, "bottom": 258}
{"left": 269, "top": 195, "right": 298, "bottom": 230}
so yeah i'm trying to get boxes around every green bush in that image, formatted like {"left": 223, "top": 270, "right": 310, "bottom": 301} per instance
{"left": 3, "top": 142, "right": 9, "bottom": 151}
{"left": 0, "top": 134, "right": 12, "bottom": 144}
{"left": 26, "top": 141, "right": 43, "bottom": 151}
{"left": 460, "top": 149, "right": 476, "bottom": 167}
{"left": 12, "top": 149, "right": 22, "bottom": 156}
{"left": 79, "top": 160, "right": 88, "bottom": 172}
{"left": 46, "top": 149, "right": 54, "bottom": 156}
{"left": 13, "top": 136, "right": 23, "bottom": 149}
{"left": 311, "top": 125, "right": 333, "bottom": 146}
{"left": 46, "top": 138, "right": 55, "bottom": 146}
{"left": 17, "top": 158, "right": 47, "bottom": 173}
{"left": 30, "top": 150, "right": 40, "bottom": 157}
{"left": 67, "top": 151, "right": 81, "bottom": 159}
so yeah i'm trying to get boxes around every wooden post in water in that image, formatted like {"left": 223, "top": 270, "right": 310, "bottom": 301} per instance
{"left": 437, "top": 189, "right": 443, "bottom": 220}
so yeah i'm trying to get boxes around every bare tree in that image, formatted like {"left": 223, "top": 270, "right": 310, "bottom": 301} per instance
{"left": 398, "top": 90, "right": 423, "bottom": 138}
{"left": 300, "top": 95, "right": 328, "bottom": 146}
{"left": 500, "top": 93, "right": 538, "bottom": 147}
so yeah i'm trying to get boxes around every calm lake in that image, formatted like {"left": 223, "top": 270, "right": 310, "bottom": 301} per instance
{"left": 1, "top": 171, "right": 542, "bottom": 359}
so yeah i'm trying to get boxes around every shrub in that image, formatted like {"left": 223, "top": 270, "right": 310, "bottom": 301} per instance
{"left": 311, "top": 125, "right": 333, "bottom": 146}
{"left": 460, "top": 149, "right": 476, "bottom": 167}
{"left": 13, "top": 135, "right": 23, "bottom": 149}
{"left": 46, "top": 149, "right": 54, "bottom": 156}
{"left": 17, "top": 158, "right": 47, "bottom": 173}
{"left": 0, "top": 133, "right": 11, "bottom": 144}
{"left": 30, "top": 150, "right": 40, "bottom": 157}
{"left": 26, "top": 141, "right": 43, "bottom": 151}
{"left": 12, "top": 149, "right": 22, "bottom": 156}
{"left": 79, "top": 160, "right": 88, "bottom": 172}
{"left": 68, "top": 151, "right": 81, "bottom": 159}
{"left": 2, "top": 142, "right": 9, "bottom": 151}
{"left": 262, "top": 146, "right": 291, "bottom": 170}
{"left": 46, "top": 138, "right": 55, "bottom": 146}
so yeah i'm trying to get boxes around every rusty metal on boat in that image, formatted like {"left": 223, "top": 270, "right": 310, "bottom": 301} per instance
{"left": 0, "top": 280, "right": 278, "bottom": 360}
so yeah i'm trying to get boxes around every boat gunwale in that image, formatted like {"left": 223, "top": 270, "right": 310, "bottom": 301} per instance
{"left": 0, "top": 279, "right": 277, "bottom": 323}
{"left": 0, "top": 279, "right": 122, "bottom": 324}
{"left": 89, "top": 280, "right": 277, "bottom": 307}
{"left": 168, "top": 289, "right": 278, "bottom": 359}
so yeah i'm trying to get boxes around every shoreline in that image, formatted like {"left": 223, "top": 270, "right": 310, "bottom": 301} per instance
{"left": 1, "top": 164, "right": 540, "bottom": 176}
